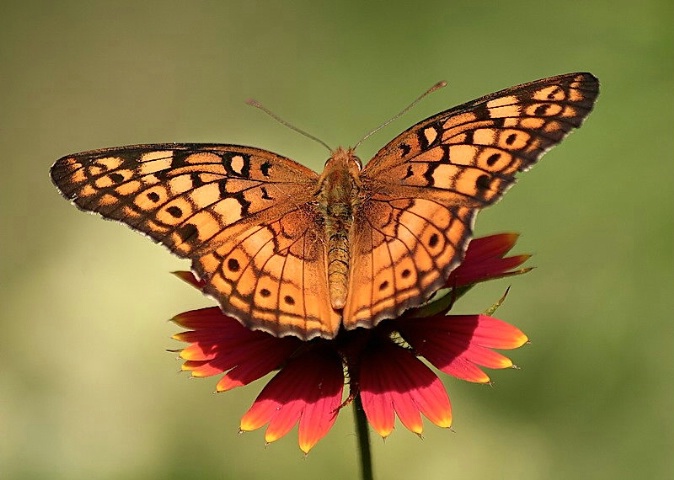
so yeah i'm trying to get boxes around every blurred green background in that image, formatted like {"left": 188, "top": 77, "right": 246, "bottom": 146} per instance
{"left": 2, "top": 1, "right": 672, "bottom": 479}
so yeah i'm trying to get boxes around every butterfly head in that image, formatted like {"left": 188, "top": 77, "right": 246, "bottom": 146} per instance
{"left": 324, "top": 147, "right": 362, "bottom": 175}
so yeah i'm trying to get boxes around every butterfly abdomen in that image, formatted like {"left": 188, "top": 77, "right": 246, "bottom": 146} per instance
{"left": 318, "top": 149, "right": 363, "bottom": 311}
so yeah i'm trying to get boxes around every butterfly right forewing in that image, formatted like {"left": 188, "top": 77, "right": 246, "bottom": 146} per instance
{"left": 343, "top": 73, "right": 599, "bottom": 330}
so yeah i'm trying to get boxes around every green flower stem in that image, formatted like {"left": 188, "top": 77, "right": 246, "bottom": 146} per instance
{"left": 353, "top": 394, "right": 374, "bottom": 480}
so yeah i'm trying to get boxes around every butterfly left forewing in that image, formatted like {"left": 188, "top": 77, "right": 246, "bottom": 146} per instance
{"left": 51, "top": 144, "right": 319, "bottom": 255}
{"left": 51, "top": 143, "right": 340, "bottom": 339}
{"left": 343, "top": 73, "right": 599, "bottom": 329}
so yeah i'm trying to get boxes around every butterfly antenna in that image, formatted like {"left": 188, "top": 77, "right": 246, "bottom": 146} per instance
{"left": 246, "top": 99, "right": 333, "bottom": 153}
{"left": 353, "top": 81, "right": 447, "bottom": 151}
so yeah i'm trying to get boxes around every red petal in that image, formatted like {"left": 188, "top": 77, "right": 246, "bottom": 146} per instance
{"left": 400, "top": 315, "right": 527, "bottom": 384}
{"left": 439, "top": 357, "right": 491, "bottom": 383}
{"left": 464, "top": 233, "right": 519, "bottom": 260}
{"left": 216, "top": 359, "right": 281, "bottom": 392}
{"left": 463, "top": 344, "right": 513, "bottom": 369}
{"left": 173, "top": 307, "right": 300, "bottom": 387}
{"left": 359, "top": 342, "right": 451, "bottom": 437}
{"left": 240, "top": 348, "right": 344, "bottom": 453}
{"left": 181, "top": 360, "right": 224, "bottom": 378}
{"left": 266, "top": 399, "right": 305, "bottom": 442}
{"left": 468, "top": 315, "right": 529, "bottom": 349}
{"left": 448, "top": 233, "right": 530, "bottom": 287}
{"left": 171, "top": 307, "right": 234, "bottom": 329}
{"left": 298, "top": 381, "right": 345, "bottom": 453}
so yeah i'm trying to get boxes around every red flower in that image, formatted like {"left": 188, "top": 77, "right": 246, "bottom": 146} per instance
{"left": 172, "top": 233, "right": 530, "bottom": 452}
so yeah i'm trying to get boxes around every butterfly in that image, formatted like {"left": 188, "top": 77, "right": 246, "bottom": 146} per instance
{"left": 51, "top": 72, "right": 599, "bottom": 340}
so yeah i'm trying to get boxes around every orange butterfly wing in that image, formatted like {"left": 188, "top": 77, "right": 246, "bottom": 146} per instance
{"left": 342, "top": 73, "right": 599, "bottom": 329}
{"left": 51, "top": 144, "right": 340, "bottom": 339}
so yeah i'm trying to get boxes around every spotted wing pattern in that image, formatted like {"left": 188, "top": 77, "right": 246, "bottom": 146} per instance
{"left": 342, "top": 73, "right": 599, "bottom": 328}
{"left": 50, "top": 144, "right": 341, "bottom": 339}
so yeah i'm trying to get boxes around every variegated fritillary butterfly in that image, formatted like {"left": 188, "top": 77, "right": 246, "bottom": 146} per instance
{"left": 51, "top": 73, "right": 599, "bottom": 340}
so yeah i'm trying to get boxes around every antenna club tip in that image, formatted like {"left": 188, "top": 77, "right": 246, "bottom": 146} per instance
{"left": 245, "top": 98, "right": 261, "bottom": 107}
{"left": 433, "top": 81, "right": 448, "bottom": 90}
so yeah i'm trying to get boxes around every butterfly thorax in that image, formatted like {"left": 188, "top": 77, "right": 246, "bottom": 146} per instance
{"left": 317, "top": 148, "right": 362, "bottom": 311}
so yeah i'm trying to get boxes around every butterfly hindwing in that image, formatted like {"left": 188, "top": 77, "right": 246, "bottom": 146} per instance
{"left": 344, "top": 199, "right": 475, "bottom": 329}
{"left": 195, "top": 204, "right": 340, "bottom": 339}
